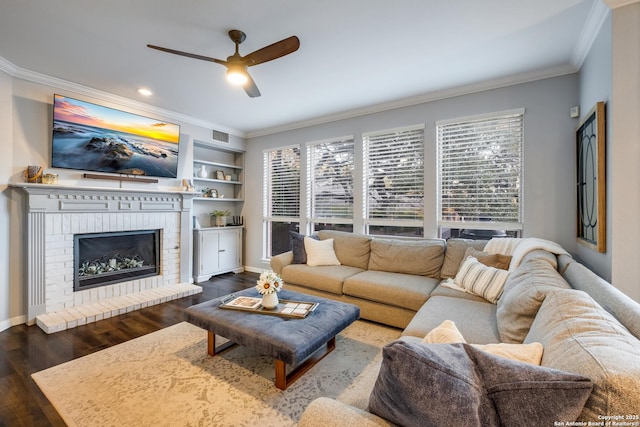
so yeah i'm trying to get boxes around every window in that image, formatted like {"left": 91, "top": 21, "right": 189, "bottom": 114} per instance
{"left": 363, "top": 125, "right": 424, "bottom": 237}
{"left": 263, "top": 146, "right": 300, "bottom": 257}
{"left": 437, "top": 109, "right": 524, "bottom": 239}
{"left": 307, "top": 137, "right": 354, "bottom": 233}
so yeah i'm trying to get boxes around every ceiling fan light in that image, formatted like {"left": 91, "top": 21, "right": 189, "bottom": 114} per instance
{"left": 226, "top": 66, "right": 248, "bottom": 85}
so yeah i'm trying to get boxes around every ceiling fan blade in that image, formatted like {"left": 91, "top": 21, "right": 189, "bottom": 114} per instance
{"left": 243, "top": 72, "right": 261, "bottom": 98}
{"left": 147, "top": 44, "right": 227, "bottom": 66}
{"left": 243, "top": 36, "right": 300, "bottom": 67}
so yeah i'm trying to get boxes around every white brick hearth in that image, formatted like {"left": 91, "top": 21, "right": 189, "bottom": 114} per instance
{"left": 14, "top": 184, "right": 198, "bottom": 333}
{"left": 36, "top": 283, "right": 201, "bottom": 333}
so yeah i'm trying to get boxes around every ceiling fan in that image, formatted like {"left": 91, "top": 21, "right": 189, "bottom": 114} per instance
{"left": 147, "top": 30, "right": 300, "bottom": 98}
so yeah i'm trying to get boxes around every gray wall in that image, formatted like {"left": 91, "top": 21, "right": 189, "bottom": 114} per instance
{"left": 243, "top": 74, "right": 581, "bottom": 272}
{"left": 0, "top": 69, "right": 13, "bottom": 330}
{"left": 577, "top": 12, "right": 612, "bottom": 280}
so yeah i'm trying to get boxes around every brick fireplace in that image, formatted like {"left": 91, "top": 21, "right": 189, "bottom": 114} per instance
{"left": 16, "top": 184, "right": 199, "bottom": 333}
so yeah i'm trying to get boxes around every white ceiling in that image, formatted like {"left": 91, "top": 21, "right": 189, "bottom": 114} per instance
{"left": 0, "top": 0, "right": 607, "bottom": 137}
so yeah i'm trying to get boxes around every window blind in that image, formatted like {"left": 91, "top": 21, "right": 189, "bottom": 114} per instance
{"left": 437, "top": 109, "right": 524, "bottom": 229}
{"left": 307, "top": 137, "right": 354, "bottom": 221}
{"left": 263, "top": 146, "right": 300, "bottom": 219}
{"left": 363, "top": 125, "right": 424, "bottom": 224}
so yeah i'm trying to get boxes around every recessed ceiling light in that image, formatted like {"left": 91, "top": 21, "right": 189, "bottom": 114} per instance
{"left": 137, "top": 88, "right": 153, "bottom": 96}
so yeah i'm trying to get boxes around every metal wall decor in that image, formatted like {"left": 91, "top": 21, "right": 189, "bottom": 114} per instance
{"left": 576, "top": 101, "right": 606, "bottom": 252}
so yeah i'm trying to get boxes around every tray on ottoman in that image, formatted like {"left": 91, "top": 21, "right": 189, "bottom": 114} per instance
{"left": 184, "top": 288, "right": 360, "bottom": 390}
{"left": 220, "top": 294, "right": 319, "bottom": 318}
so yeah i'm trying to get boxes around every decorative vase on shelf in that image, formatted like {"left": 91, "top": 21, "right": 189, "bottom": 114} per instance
{"left": 197, "top": 165, "right": 208, "bottom": 178}
{"left": 261, "top": 292, "right": 279, "bottom": 309}
{"left": 215, "top": 215, "right": 226, "bottom": 227}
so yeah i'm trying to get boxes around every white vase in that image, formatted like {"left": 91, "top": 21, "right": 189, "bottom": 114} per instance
{"left": 197, "top": 165, "right": 208, "bottom": 178}
{"left": 261, "top": 292, "right": 279, "bottom": 309}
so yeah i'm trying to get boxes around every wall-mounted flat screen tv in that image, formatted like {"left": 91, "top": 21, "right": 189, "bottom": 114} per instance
{"left": 52, "top": 94, "right": 181, "bottom": 178}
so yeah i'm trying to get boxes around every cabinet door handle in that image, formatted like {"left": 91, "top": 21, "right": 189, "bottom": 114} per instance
{"left": 219, "top": 249, "right": 226, "bottom": 252}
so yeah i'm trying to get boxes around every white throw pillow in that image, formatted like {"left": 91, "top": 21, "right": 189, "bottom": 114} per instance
{"left": 472, "top": 342, "right": 544, "bottom": 366}
{"left": 422, "top": 320, "right": 466, "bottom": 344}
{"left": 422, "top": 320, "right": 544, "bottom": 365}
{"left": 304, "top": 237, "right": 341, "bottom": 267}
{"left": 454, "top": 256, "right": 509, "bottom": 303}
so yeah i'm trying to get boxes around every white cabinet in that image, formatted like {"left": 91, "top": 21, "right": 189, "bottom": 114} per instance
{"left": 193, "top": 227, "right": 243, "bottom": 282}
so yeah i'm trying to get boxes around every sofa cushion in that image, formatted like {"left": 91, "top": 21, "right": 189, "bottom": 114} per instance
{"left": 281, "top": 264, "right": 362, "bottom": 295}
{"left": 464, "top": 247, "right": 511, "bottom": 270}
{"left": 368, "top": 341, "right": 592, "bottom": 427}
{"left": 440, "top": 238, "right": 487, "bottom": 279}
{"left": 429, "top": 282, "right": 490, "bottom": 303}
{"left": 525, "top": 289, "right": 640, "bottom": 420}
{"left": 496, "top": 258, "right": 570, "bottom": 343}
{"left": 368, "top": 238, "right": 445, "bottom": 277}
{"left": 318, "top": 230, "right": 372, "bottom": 270}
{"left": 343, "top": 270, "right": 437, "bottom": 311}
{"left": 304, "top": 237, "right": 341, "bottom": 266}
{"left": 403, "top": 296, "right": 500, "bottom": 344}
{"left": 520, "top": 248, "right": 558, "bottom": 269}
{"left": 453, "top": 256, "right": 509, "bottom": 303}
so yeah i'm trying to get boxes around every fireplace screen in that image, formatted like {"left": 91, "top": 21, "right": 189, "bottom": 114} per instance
{"left": 74, "top": 229, "right": 161, "bottom": 291}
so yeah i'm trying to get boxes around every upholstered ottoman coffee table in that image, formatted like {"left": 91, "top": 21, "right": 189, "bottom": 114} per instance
{"left": 184, "top": 288, "right": 360, "bottom": 390}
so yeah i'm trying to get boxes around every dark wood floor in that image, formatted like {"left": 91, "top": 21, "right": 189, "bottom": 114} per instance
{"left": 0, "top": 272, "right": 257, "bottom": 427}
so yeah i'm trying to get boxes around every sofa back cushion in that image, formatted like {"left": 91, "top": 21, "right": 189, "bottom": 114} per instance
{"left": 496, "top": 258, "right": 570, "bottom": 343}
{"left": 525, "top": 289, "right": 640, "bottom": 420}
{"left": 368, "top": 238, "right": 445, "bottom": 277}
{"left": 440, "top": 238, "right": 487, "bottom": 279}
{"left": 561, "top": 260, "right": 640, "bottom": 340}
{"left": 318, "top": 230, "right": 372, "bottom": 270}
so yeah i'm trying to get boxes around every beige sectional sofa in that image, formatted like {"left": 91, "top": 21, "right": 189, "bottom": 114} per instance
{"left": 270, "top": 230, "right": 640, "bottom": 425}
{"left": 271, "top": 230, "right": 486, "bottom": 329}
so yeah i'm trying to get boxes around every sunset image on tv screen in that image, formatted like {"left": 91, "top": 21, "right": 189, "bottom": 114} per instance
{"left": 51, "top": 94, "right": 181, "bottom": 178}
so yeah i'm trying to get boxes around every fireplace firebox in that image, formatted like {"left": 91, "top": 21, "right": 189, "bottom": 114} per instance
{"left": 74, "top": 229, "right": 161, "bottom": 291}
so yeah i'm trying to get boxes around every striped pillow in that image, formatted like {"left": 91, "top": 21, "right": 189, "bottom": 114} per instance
{"left": 454, "top": 256, "right": 509, "bottom": 303}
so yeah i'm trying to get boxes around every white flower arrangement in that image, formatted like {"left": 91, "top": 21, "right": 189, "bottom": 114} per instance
{"left": 255, "top": 271, "right": 284, "bottom": 295}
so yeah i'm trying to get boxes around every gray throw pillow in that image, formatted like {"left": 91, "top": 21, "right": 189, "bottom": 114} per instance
{"left": 290, "top": 232, "right": 318, "bottom": 264}
{"left": 368, "top": 341, "right": 592, "bottom": 427}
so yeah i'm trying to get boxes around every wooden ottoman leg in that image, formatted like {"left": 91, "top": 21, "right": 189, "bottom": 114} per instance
{"left": 274, "top": 336, "right": 337, "bottom": 390}
{"left": 207, "top": 331, "right": 235, "bottom": 356}
{"left": 208, "top": 331, "right": 215, "bottom": 356}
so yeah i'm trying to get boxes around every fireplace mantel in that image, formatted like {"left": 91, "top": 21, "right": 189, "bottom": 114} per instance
{"left": 12, "top": 183, "right": 197, "bottom": 325}
{"left": 14, "top": 183, "right": 195, "bottom": 211}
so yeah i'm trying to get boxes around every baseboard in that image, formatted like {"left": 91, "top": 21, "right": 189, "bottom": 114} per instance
{"left": 0, "top": 314, "right": 27, "bottom": 332}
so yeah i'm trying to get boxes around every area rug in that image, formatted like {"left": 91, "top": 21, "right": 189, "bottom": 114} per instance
{"left": 32, "top": 320, "right": 400, "bottom": 427}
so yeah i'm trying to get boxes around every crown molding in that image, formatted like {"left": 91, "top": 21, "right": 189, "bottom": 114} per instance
{"left": 0, "top": 56, "right": 245, "bottom": 138}
{"left": 0, "top": 56, "right": 17, "bottom": 75}
{"left": 246, "top": 64, "right": 577, "bottom": 139}
{"left": 603, "top": 0, "right": 640, "bottom": 9}
{"left": 570, "top": 0, "right": 611, "bottom": 69}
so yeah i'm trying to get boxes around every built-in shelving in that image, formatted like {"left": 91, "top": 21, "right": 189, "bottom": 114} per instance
{"left": 192, "top": 140, "right": 244, "bottom": 203}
